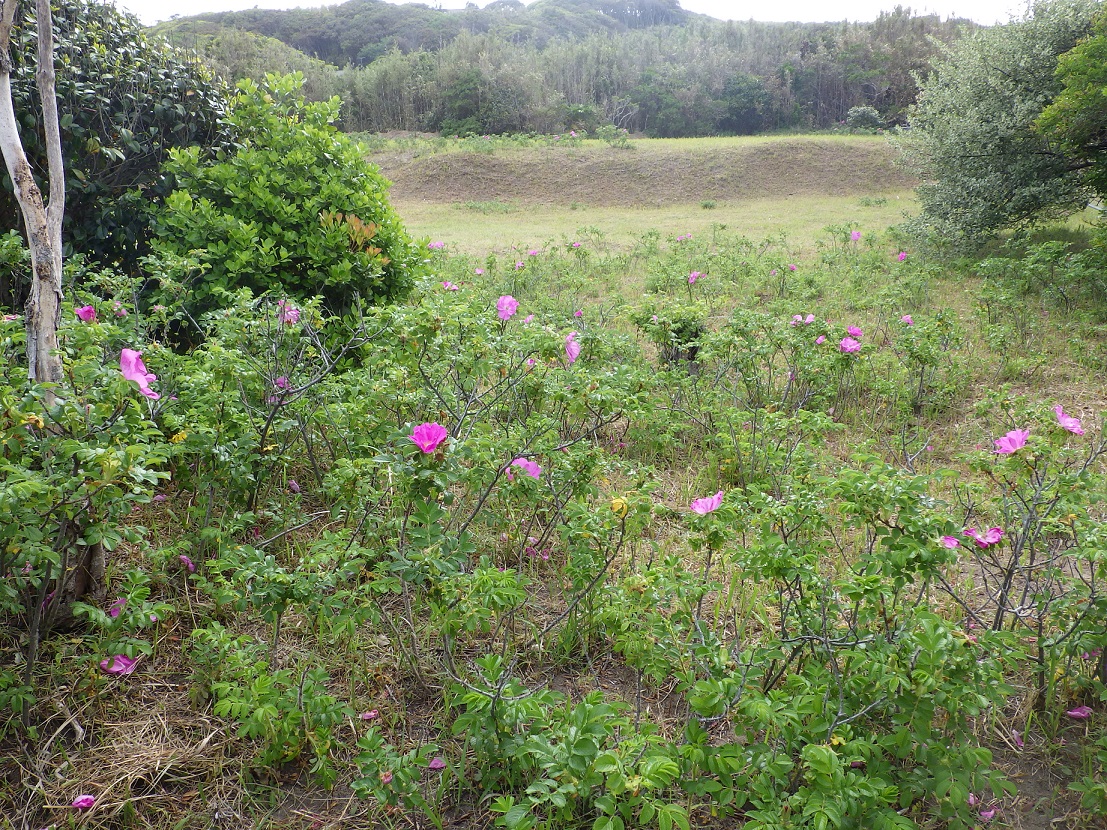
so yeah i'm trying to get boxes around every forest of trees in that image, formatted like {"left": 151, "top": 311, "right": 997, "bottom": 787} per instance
{"left": 154, "top": 0, "right": 977, "bottom": 136}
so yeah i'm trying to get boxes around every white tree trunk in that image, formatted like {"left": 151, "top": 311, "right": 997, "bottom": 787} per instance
{"left": 1, "top": 2, "right": 102, "bottom": 642}
{"left": 0, "top": 0, "right": 64, "bottom": 387}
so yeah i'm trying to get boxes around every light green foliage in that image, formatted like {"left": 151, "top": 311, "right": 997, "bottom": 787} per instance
{"left": 846, "top": 105, "right": 884, "bottom": 131}
{"left": 1036, "top": 10, "right": 1107, "bottom": 198}
{"left": 151, "top": 20, "right": 340, "bottom": 104}
{"left": 189, "top": 624, "right": 350, "bottom": 785}
{"left": 153, "top": 74, "right": 421, "bottom": 315}
{"left": 0, "top": 231, "right": 31, "bottom": 313}
{"left": 894, "top": 0, "right": 1100, "bottom": 248}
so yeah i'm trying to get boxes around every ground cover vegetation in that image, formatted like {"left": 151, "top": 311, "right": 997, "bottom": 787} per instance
{"left": 154, "top": 0, "right": 972, "bottom": 136}
{"left": 3, "top": 1, "right": 1107, "bottom": 828}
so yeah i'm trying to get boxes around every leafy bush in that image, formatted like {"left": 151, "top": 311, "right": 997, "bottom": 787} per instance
{"left": 846, "top": 105, "right": 883, "bottom": 131}
{"left": 0, "top": 308, "right": 170, "bottom": 713}
{"left": 153, "top": 74, "right": 422, "bottom": 316}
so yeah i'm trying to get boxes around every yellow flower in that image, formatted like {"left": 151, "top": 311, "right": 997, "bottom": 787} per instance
{"left": 829, "top": 735, "right": 845, "bottom": 747}
{"left": 169, "top": 431, "right": 187, "bottom": 443}
{"left": 21, "top": 413, "right": 44, "bottom": 429}
{"left": 611, "top": 496, "right": 629, "bottom": 518}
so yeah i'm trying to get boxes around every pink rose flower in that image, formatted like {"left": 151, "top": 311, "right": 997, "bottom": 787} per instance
{"left": 994, "top": 429, "right": 1029, "bottom": 455}
{"left": 690, "top": 491, "right": 724, "bottom": 515}
{"left": 497, "top": 295, "right": 519, "bottom": 321}
{"left": 410, "top": 422, "right": 448, "bottom": 453}
{"left": 120, "top": 349, "right": 160, "bottom": 400}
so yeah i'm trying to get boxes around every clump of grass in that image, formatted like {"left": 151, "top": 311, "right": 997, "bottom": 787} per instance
{"left": 452, "top": 200, "right": 517, "bottom": 214}
{"left": 700, "top": 200, "right": 717, "bottom": 209}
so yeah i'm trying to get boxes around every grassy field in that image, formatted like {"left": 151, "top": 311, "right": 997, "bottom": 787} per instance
{"left": 372, "top": 134, "right": 917, "bottom": 256}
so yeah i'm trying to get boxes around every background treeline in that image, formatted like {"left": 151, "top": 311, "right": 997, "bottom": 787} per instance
{"left": 153, "top": 0, "right": 975, "bottom": 136}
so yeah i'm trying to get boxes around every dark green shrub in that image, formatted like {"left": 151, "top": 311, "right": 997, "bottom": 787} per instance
{"left": 153, "top": 74, "right": 422, "bottom": 313}
{"left": 2, "top": 0, "right": 231, "bottom": 276}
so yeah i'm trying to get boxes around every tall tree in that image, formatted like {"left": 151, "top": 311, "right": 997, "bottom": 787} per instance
{"left": 1035, "top": 9, "right": 1107, "bottom": 200}
{"left": 0, "top": 0, "right": 64, "bottom": 387}
{"left": 894, "top": 0, "right": 1100, "bottom": 249}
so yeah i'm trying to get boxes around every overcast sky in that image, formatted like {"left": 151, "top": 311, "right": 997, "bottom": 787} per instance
{"left": 117, "top": 0, "right": 1031, "bottom": 27}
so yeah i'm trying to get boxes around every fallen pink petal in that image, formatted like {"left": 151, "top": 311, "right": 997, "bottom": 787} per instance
{"left": 72, "top": 794, "right": 96, "bottom": 810}
{"left": 360, "top": 709, "right": 379, "bottom": 720}
{"left": 428, "top": 757, "right": 446, "bottom": 770}
{"left": 179, "top": 555, "right": 196, "bottom": 573}
{"left": 1066, "top": 705, "right": 1092, "bottom": 719}
{"left": 100, "top": 654, "right": 138, "bottom": 676}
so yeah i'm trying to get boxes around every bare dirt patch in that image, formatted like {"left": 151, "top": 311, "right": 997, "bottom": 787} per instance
{"left": 374, "top": 138, "right": 915, "bottom": 208}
